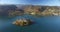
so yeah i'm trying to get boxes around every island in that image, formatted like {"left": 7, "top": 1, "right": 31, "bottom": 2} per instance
{"left": 12, "top": 18, "right": 33, "bottom": 26}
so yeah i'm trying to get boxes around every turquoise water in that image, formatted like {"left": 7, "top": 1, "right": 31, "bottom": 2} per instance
{"left": 0, "top": 15, "right": 60, "bottom": 32}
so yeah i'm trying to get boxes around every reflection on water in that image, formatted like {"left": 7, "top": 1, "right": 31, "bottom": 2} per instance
{"left": 0, "top": 15, "right": 60, "bottom": 32}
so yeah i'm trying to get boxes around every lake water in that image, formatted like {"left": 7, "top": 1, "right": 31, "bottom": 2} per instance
{"left": 0, "top": 15, "right": 60, "bottom": 32}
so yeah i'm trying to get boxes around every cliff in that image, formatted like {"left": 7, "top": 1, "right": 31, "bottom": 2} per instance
{"left": 0, "top": 5, "right": 60, "bottom": 17}
{"left": 0, "top": 5, "right": 24, "bottom": 17}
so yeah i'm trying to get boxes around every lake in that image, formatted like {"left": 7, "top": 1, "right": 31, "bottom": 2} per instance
{"left": 0, "top": 15, "right": 60, "bottom": 32}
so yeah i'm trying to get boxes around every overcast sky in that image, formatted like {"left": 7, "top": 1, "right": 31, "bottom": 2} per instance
{"left": 0, "top": 0, "right": 60, "bottom": 6}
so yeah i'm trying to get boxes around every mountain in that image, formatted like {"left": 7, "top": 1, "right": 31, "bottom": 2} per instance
{"left": 0, "top": 4, "right": 60, "bottom": 17}
{"left": 0, "top": 5, "right": 17, "bottom": 16}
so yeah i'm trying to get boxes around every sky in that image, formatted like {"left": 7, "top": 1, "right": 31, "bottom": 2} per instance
{"left": 0, "top": 0, "right": 60, "bottom": 6}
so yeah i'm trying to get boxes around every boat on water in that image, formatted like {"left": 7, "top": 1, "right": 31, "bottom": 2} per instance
{"left": 12, "top": 18, "right": 33, "bottom": 26}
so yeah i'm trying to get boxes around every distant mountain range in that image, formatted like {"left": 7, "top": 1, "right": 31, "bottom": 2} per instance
{"left": 0, "top": 5, "right": 60, "bottom": 17}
